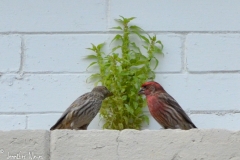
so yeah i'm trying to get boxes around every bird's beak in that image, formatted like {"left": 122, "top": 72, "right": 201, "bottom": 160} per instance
{"left": 108, "top": 92, "right": 113, "bottom": 97}
{"left": 138, "top": 88, "right": 145, "bottom": 95}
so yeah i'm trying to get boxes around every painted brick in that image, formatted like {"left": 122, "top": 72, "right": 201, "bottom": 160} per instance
{"left": 27, "top": 113, "right": 62, "bottom": 130}
{"left": 0, "top": 74, "right": 93, "bottom": 112}
{"left": 110, "top": 0, "right": 240, "bottom": 31}
{"left": 190, "top": 113, "right": 240, "bottom": 131}
{"left": 0, "top": 115, "right": 26, "bottom": 130}
{"left": 24, "top": 34, "right": 182, "bottom": 73}
{"left": 142, "top": 112, "right": 240, "bottom": 131}
{"left": 27, "top": 113, "right": 104, "bottom": 130}
{"left": 0, "top": 35, "right": 21, "bottom": 72}
{"left": 154, "top": 34, "right": 183, "bottom": 72}
{"left": 186, "top": 34, "right": 240, "bottom": 72}
{"left": 24, "top": 35, "right": 109, "bottom": 72}
{"left": 154, "top": 73, "right": 240, "bottom": 110}
{"left": 0, "top": 0, "right": 107, "bottom": 32}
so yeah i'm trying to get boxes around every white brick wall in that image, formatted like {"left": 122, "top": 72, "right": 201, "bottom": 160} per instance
{"left": 0, "top": 36, "right": 21, "bottom": 72}
{"left": 1, "top": 0, "right": 240, "bottom": 131}
{"left": 186, "top": 34, "right": 240, "bottom": 72}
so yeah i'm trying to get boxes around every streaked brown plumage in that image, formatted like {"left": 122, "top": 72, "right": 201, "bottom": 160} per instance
{"left": 139, "top": 81, "right": 197, "bottom": 130}
{"left": 50, "top": 86, "right": 112, "bottom": 130}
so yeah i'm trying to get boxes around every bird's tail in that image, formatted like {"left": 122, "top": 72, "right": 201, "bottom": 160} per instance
{"left": 50, "top": 123, "right": 64, "bottom": 130}
{"left": 50, "top": 116, "right": 67, "bottom": 130}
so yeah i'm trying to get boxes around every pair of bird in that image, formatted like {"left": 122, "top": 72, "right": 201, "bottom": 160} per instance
{"left": 50, "top": 81, "right": 197, "bottom": 130}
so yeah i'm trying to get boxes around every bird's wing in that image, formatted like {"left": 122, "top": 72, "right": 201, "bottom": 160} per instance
{"left": 158, "top": 92, "right": 197, "bottom": 128}
{"left": 50, "top": 92, "right": 91, "bottom": 130}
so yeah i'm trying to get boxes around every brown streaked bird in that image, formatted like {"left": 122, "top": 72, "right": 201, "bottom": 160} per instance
{"left": 50, "top": 86, "right": 112, "bottom": 130}
{"left": 139, "top": 81, "right": 197, "bottom": 130}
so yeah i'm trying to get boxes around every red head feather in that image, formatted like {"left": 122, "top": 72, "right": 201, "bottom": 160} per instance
{"left": 139, "top": 81, "right": 165, "bottom": 95}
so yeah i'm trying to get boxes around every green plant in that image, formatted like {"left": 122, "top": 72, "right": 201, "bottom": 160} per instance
{"left": 86, "top": 16, "right": 163, "bottom": 130}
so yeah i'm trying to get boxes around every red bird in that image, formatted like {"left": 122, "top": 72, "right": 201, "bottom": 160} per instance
{"left": 139, "top": 81, "right": 197, "bottom": 130}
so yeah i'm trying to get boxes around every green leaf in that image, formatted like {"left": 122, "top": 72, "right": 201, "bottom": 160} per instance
{"left": 85, "top": 55, "right": 97, "bottom": 59}
{"left": 137, "top": 74, "right": 145, "bottom": 79}
{"left": 122, "top": 95, "right": 127, "bottom": 100}
{"left": 152, "top": 35, "right": 156, "bottom": 41}
{"left": 86, "top": 48, "right": 95, "bottom": 51}
{"left": 86, "top": 73, "right": 100, "bottom": 83}
{"left": 133, "top": 102, "right": 138, "bottom": 109}
{"left": 142, "top": 45, "right": 149, "bottom": 50}
{"left": 91, "top": 43, "right": 97, "bottom": 50}
{"left": 127, "top": 17, "right": 136, "bottom": 21}
{"left": 111, "top": 34, "right": 122, "bottom": 44}
{"left": 130, "top": 25, "right": 143, "bottom": 31}
{"left": 118, "top": 123, "right": 124, "bottom": 130}
{"left": 111, "top": 45, "right": 121, "bottom": 52}
{"left": 111, "top": 26, "right": 122, "bottom": 30}
{"left": 156, "top": 40, "right": 164, "bottom": 49}
{"left": 120, "top": 72, "right": 130, "bottom": 76}
{"left": 120, "top": 16, "right": 136, "bottom": 23}
{"left": 103, "top": 122, "right": 110, "bottom": 129}
{"left": 97, "top": 43, "right": 105, "bottom": 50}
{"left": 123, "top": 116, "right": 128, "bottom": 124}
{"left": 94, "top": 80, "right": 101, "bottom": 86}
{"left": 151, "top": 57, "right": 159, "bottom": 70}
{"left": 115, "top": 17, "right": 124, "bottom": 23}
{"left": 142, "top": 115, "right": 150, "bottom": 124}
{"left": 117, "top": 66, "right": 122, "bottom": 72}
{"left": 148, "top": 71, "right": 156, "bottom": 80}
{"left": 130, "top": 42, "right": 141, "bottom": 53}
{"left": 148, "top": 35, "right": 153, "bottom": 40}
{"left": 154, "top": 46, "right": 162, "bottom": 54}
{"left": 86, "top": 61, "right": 97, "bottom": 70}
{"left": 134, "top": 32, "right": 150, "bottom": 44}
{"left": 125, "top": 104, "right": 134, "bottom": 115}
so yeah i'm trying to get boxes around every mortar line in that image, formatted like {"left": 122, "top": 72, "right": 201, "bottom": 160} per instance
{"left": 0, "top": 110, "right": 240, "bottom": 115}
{"left": 22, "top": 71, "right": 183, "bottom": 74}
{"left": 2, "top": 71, "right": 239, "bottom": 75}
{"left": 143, "top": 110, "right": 240, "bottom": 114}
{"left": 49, "top": 134, "right": 51, "bottom": 160}
{"left": 0, "top": 112, "right": 63, "bottom": 115}
{"left": 116, "top": 131, "right": 120, "bottom": 160}
{"left": 181, "top": 35, "right": 188, "bottom": 73}
{"left": 188, "top": 70, "right": 240, "bottom": 74}
{"left": 106, "top": 0, "right": 111, "bottom": 30}
{"left": 189, "top": 110, "right": 240, "bottom": 114}
{"left": 1, "top": 31, "right": 240, "bottom": 35}
{"left": 23, "top": 72, "right": 91, "bottom": 74}
{"left": 25, "top": 115, "right": 28, "bottom": 129}
{"left": 18, "top": 36, "right": 25, "bottom": 75}
{"left": 0, "top": 31, "right": 110, "bottom": 35}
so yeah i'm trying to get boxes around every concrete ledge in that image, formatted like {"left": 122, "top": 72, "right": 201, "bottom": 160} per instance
{"left": 51, "top": 130, "right": 119, "bottom": 160}
{"left": 0, "top": 129, "right": 239, "bottom": 160}
{"left": 0, "top": 130, "right": 50, "bottom": 160}
{"left": 118, "top": 129, "right": 240, "bottom": 160}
